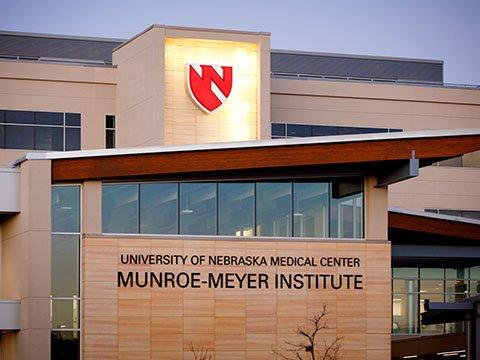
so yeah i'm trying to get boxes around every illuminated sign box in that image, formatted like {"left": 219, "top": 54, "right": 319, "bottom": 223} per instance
{"left": 164, "top": 38, "right": 259, "bottom": 144}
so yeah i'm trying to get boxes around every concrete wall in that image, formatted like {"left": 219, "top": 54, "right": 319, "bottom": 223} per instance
{"left": 82, "top": 235, "right": 391, "bottom": 360}
{"left": 271, "top": 77, "right": 480, "bottom": 213}
{"left": 0, "top": 60, "right": 116, "bottom": 166}
{"left": 113, "top": 25, "right": 270, "bottom": 147}
{"left": 1, "top": 160, "right": 51, "bottom": 360}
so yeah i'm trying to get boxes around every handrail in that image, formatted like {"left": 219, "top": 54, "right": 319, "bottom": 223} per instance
{"left": 271, "top": 71, "right": 480, "bottom": 90}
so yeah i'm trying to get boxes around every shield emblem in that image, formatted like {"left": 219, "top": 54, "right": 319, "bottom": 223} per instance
{"left": 186, "top": 63, "right": 233, "bottom": 113}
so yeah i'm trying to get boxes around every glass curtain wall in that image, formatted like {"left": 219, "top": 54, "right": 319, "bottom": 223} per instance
{"left": 51, "top": 185, "right": 81, "bottom": 360}
{"left": 392, "top": 267, "right": 480, "bottom": 334}
{"left": 102, "top": 179, "right": 364, "bottom": 238}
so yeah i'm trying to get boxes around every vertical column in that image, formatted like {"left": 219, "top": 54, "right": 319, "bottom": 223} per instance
{"left": 2, "top": 160, "right": 52, "bottom": 360}
{"left": 364, "top": 176, "right": 388, "bottom": 240}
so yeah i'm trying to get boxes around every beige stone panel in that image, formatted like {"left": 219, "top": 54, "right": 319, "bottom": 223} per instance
{"left": 84, "top": 262, "right": 118, "bottom": 283}
{"left": 151, "top": 334, "right": 183, "bottom": 352}
{"left": 118, "top": 351, "right": 150, "bottom": 360}
{"left": 151, "top": 352, "right": 182, "bottom": 360}
{"left": 151, "top": 316, "right": 182, "bottom": 335}
{"left": 246, "top": 351, "right": 275, "bottom": 360}
{"left": 215, "top": 333, "right": 245, "bottom": 351}
{"left": 182, "top": 333, "right": 215, "bottom": 351}
{"left": 337, "top": 316, "right": 366, "bottom": 333}
{"left": 21, "top": 297, "right": 50, "bottom": 329}
{"left": 84, "top": 351, "right": 119, "bottom": 360}
{"left": 183, "top": 286, "right": 215, "bottom": 300}
{"left": 366, "top": 349, "right": 390, "bottom": 359}
{"left": 118, "top": 298, "right": 149, "bottom": 316}
{"left": 389, "top": 166, "right": 480, "bottom": 211}
{"left": 118, "top": 284, "right": 152, "bottom": 300}
{"left": 246, "top": 295, "right": 276, "bottom": 317}
{"left": 84, "top": 281, "right": 118, "bottom": 299}
{"left": 366, "top": 334, "right": 390, "bottom": 350}
{"left": 184, "top": 299, "right": 215, "bottom": 317}
{"left": 276, "top": 317, "right": 307, "bottom": 334}
{"left": 337, "top": 296, "right": 367, "bottom": 318}
{"left": 246, "top": 317, "right": 276, "bottom": 334}
{"left": 82, "top": 181, "right": 102, "bottom": 234}
{"left": 343, "top": 350, "right": 367, "bottom": 360}
{"left": 118, "top": 317, "right": 150, "bottom": 353}
{"left": 215, "top": 299, "right": 246, "bottom": 317}
{"left": 245, "top": 333, "right": 276, "bottom": 351}
{"left": 0, "top": 59, "right": 116, "bottom": 84}
{"left": 366, "top": 317, "right": 391, "bottom": 334}
{"left": 276, "top": 295, "right": 307, "bottom": 317}
{"left": 366, "top": 296, "right": 391, "bottom": 318}
{"left": 84, "top": 245, "right": 118, "bottom": 264}
{"left": 84, "top": 237, "right": 118, "bottom": 247}
{"left": 364, "top": 176, "right": 388, "bottom": 240}
{"left": 83, "top": 333, "right": 118, "bottom": 353}
{"left": 183, "top": 316, "right": 214, "bottom": 334}
{"left": 83, "top": 316, "right": 117, "bottom": 334}
{"left": 83, "top": 298, "right": 118, "bottom": 317}
{"left": 2, "top": 233, "right": 29, "bottom": 299}
{"left": 215, "top": 351, "right": 246, "bottom": 360}
{"left": 215, "top": 317, "right": 246, "bottom": 335}
{"left": 271, "top": 76, "right": 480, "bottom": 105}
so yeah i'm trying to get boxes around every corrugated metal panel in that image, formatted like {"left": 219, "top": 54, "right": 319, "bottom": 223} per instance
{"left": 0, "top": 33, "right": 123, "bottom": 63}
{"left": 271, "top": 51, "right": 443, "bottom": 83}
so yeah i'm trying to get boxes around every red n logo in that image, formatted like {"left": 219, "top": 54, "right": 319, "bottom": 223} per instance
{"left": 186, "top": 64, "right": 233, "bottom": 113}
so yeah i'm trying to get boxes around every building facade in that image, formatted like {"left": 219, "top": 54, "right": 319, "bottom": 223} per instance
{"left": 0, "top": 25, "right": 479, "bottom": 360}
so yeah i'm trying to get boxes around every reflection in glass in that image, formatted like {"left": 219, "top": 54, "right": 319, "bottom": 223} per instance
{"left": 65, "top": 113, "right": 81, "bottom": 127}
{"left": 5, "top": 125, "right": 34, "bottom": 149}
{"left": 420, "top": 280, "right": 444, "bottom": 293}
{"left": 51, "top": 186, "right": 80, "bottom": 233}
{"left": 445, "top": 268, "right": 468, "bottom": 279}
{"left": 179, "top": 183, "right": 216, "bottom": 235}
{"left": 35, "top": 111, "right": 63, "bottom": 125}
{"left": 293, "top": 183, "right": 328, "bottom": 237}
{"left": 420, "top": 293, "right": 445, "bottom": 333}
{"left": 52, "top": 299, "right": 80, "bottom": 329}
{"left": 52, "top": 235, "right": 79, "bottom": 297}
{"left": 445, "top": 280, "right": 467, "bottom": 295}
{"left": 393, "top": 268, "right": 418, "bottom": 278}
{"left": 65, "top": 128, "right": 81, "bottom": 151}
{"left": 256, "top": 183, "right": 292, "bottom": 237}
{"left": 51, "top": 331, "right": 80, "bottom": 360}
{"left": 102, "top": 184, "right": 139, "bottom": 233}
{"left": 330, "top": 189, "right": 363, "bottom": 238}
{"left": 420, "top": 268, "right": 444, "bottom": 279}
{"left": 393, "top": 279, "right": 418, "bottom": 293}
{"left": 35, "top": 126, "right": 63, "bottom": 151}
{"left": 140, "top": 183, "right": 178, "bottom": 234}
{"left": 218, "top": 183, "right": 254, "bottom": 236}
{"left": 392, "top": 293, "right": 418, "bottom": 333}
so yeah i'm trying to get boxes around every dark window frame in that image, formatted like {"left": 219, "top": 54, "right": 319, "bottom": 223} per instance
{"left": 0, "top": 110, "right": 81, "bottom": 151}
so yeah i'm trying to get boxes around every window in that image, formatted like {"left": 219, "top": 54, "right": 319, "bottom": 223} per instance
{"left": 179, "top": 183, "right": 216, "bottom": 235}
{"left": 101, "top": 179, "right": 364, "bottom": 238}
{"left": 256, "top": 183, "right": 292, "bottom": 237}
{"left": 218, "top": 183, "right": 255, "bottom": 236}
{"left": 106, "top": 115, "right": 115, "bottom": 149}
{"left": 51, "top": 185, "right": 81, "bottom": 360}
{"left": 293, "top": 182, "right": 329, "bottom": 237}
{"left": 392, "top": 267, "right": 478, "bottom": 335}
{"left": 271, "top": 123, "right": 403, "bottom": 139}
{"left": 0, "top": 110, "right": 81, "bottom": 151}
{"left": 102, "top": 184, "right": 139, "bottom": 234}
{"left": 140, "top": 183, "right": 178, "bottom": 234}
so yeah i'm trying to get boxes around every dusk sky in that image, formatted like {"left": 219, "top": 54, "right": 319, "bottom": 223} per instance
{"left": 1, "top": 0, "right": 479, "bottom": 84}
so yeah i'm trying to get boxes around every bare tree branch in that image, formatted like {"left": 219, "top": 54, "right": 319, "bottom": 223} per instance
{"left": 272, "top": 304, "right": 343, "bottom": 360}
